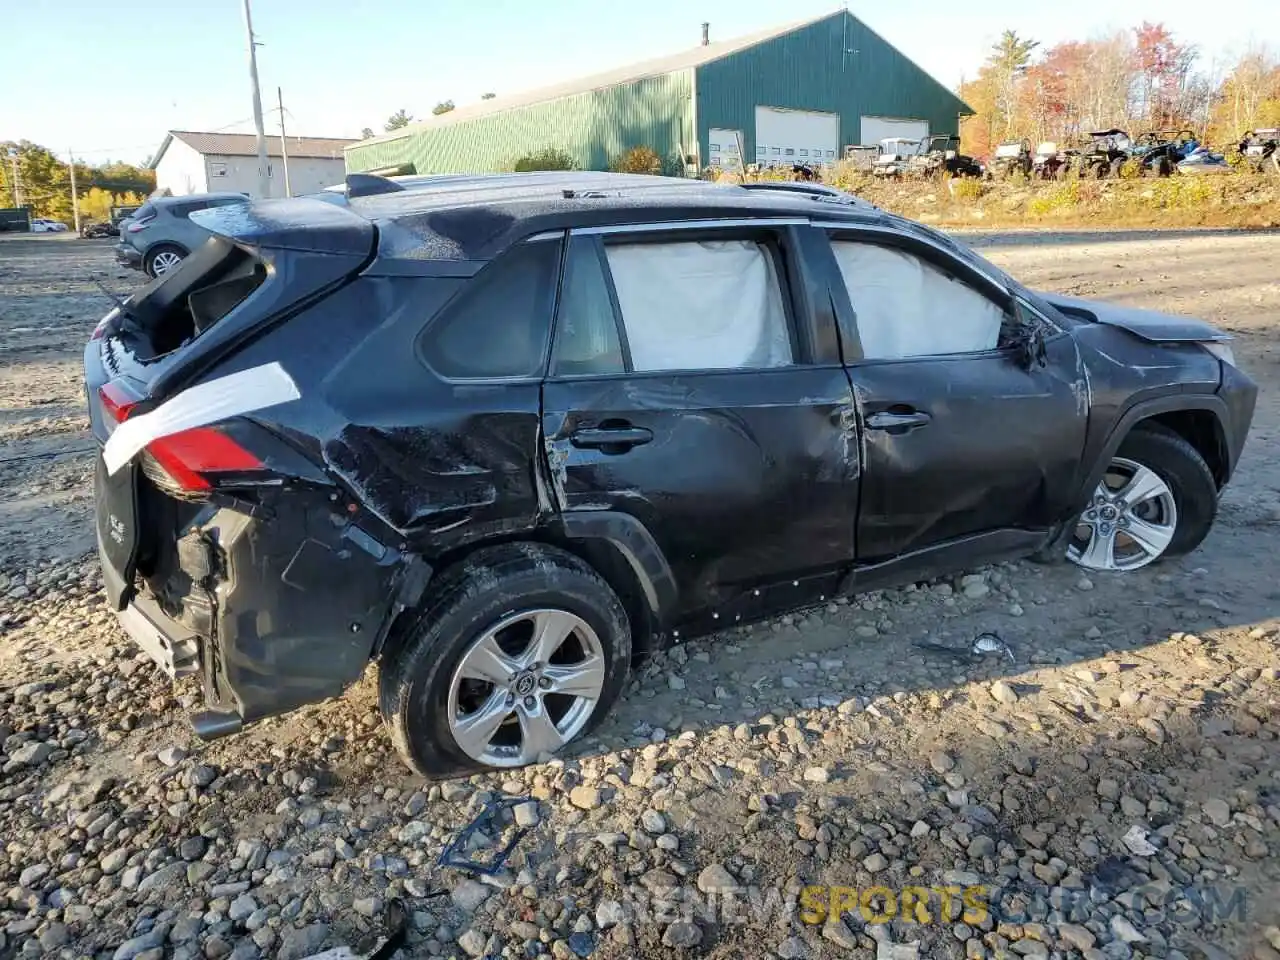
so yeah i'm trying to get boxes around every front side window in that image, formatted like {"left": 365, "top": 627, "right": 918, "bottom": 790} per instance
{"left": 603, "top": 239, "right": 793, "bottom": 372}
{"left": 830, "top": 240, "right": 1005, "bottom": 360}
{"left": 420, "top": 240, "right": 560, "bottom": 379}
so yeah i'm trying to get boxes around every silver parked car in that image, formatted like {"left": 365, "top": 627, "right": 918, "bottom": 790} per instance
{"left": 115, "top": 193, "right": 250, "bottom": 277}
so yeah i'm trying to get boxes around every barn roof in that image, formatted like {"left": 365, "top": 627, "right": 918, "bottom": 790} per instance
{"left": 353, "top": 12, "right": 845, "bottom": 151}
{"left": 150, "top": 131, "right": 356, "bottom": 169}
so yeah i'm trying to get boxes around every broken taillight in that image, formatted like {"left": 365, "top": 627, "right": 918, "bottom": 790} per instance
{"left": 98, "top": 381, "right": 138, "bottom": 423}
{"left": 143, "top": 427, "right": 262, "bottom": 492}
{"left": 98, "top": 383, "right": 263, "bottom": 494}
{"left": 91, "top": 306, "right": 121, "bottom": 341}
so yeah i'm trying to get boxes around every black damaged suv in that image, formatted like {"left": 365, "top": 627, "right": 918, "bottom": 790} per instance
{"left": 85, "top": 172, "right": 1256, "bottom": 777}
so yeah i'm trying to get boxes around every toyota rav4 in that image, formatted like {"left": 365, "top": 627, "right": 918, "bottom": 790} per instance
{"left": 84, "top": 171, "right": 1256, "bottom": 778}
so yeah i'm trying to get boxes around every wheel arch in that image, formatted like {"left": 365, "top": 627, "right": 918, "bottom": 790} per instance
{"left": 143, "top": 240, "right": 189, "bottom": 269}
{"left": 376, "top": 512, "right": 677, "bottom": 665}
{"left": 552, "top": 511, "right": 677, "bottom": 661}
{"left": 1084, "top": 395, "right": 1231, "bottom": 503}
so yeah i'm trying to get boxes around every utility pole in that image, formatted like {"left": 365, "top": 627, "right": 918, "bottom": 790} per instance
{"left": 242, "top": 0, "right": 271, "bottom": 199}
{"left": 277, "top": 86, "right": 292, "bottom": 197}
{"left": 6, "top": 148, "right": 22, "bottom": 207}
{"left": 68, "top": 149, "right": 81, "bottom": 234}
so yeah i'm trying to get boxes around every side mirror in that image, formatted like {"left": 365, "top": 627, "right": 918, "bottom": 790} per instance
{"left": 1011, "top": 300, "right": 1048, "bottom": 369}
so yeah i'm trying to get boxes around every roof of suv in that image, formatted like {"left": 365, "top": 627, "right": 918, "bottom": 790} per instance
{"left": 195, "top": 171, "right": 952, "bottom": 269}
{"left": 340, "top": 171, "right": 886, "bottom": 260}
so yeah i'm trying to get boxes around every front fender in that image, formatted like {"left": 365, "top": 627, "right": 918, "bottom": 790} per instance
{"left": 1078, "top": 394, "right": 1230, "bottom": 505}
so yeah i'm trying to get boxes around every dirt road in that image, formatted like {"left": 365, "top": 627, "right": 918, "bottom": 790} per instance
{"left": 1, "top": 232, "right": 1278, "bottom": 960}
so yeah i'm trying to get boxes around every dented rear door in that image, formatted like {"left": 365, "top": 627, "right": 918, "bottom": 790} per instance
{"left": 541, "top": 227, "right": 858, "bottom": 624}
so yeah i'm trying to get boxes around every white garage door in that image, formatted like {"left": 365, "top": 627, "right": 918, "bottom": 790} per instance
{"left": 859, "top": 116, "right": 930, "bottom": 147}
{"left": 708, "top": 128, "right": 745, "bottom": 172}
{"left": 755, "top": 106, "right": 840, "bottom": 168}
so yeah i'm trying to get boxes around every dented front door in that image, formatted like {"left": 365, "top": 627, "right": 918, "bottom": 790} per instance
{"left": 847, "top": 338, "right": 1088, "bottom": 562}
{"left": 542, "top": 368, "right": 860, "bottom": 621}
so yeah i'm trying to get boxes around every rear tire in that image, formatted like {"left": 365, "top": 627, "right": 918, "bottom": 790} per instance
{"left": 378, "top": 543, "right": 632, "bottom": 779}
{"left": 144, "top": 244, "right": 185, "bottom": 277}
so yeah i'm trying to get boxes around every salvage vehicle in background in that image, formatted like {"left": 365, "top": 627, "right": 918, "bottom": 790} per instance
{"left": 84, "top": 171, "right": 1256, "bottom": 778}
{"left": 1078, "top": 129, "right": 1132, "bottom": 178}
{"left": 1032, "top": 142, "right": 1076, "bottom": 179}
{"left": 80, "top": 220, "right": 113, "bottom": 239}
{"left": 989, "top": 140, "right": 1032, "bottom": 179}
{"left": 1131, "top": 129, "right": 1199, "bottom": 177}
{"left": 31, "top": 218, "right": 68, "bottom": 233}
{"left": 909, "top": 134, "right": 984, "bottom": 179}
{"left": 872, "top": 137, "right": 925, "bottom": 177}
{"left": 1238, "top": 129, "right": 1279, "bottom": 173}
{"left": 1176, "top": 146, "right": 1231, "bottom": 175}
{"left": 114, "top": 192, "right": 250, "bottom": 277}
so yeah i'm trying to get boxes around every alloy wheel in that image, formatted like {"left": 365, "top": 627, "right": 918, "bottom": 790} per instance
{"left": 1067, "top": 456, "right": 1177, "bottom": 572}
{"left": 446, "top": 608, "right": 605, "bottom": 767}
{"left": 151, "top": 250, "right": 183, "bottom": 275}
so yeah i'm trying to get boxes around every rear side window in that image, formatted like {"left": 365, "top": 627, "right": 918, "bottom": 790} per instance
{"left": 132, "top": 203, "right": 156, "bottom": 221}
{"left": 419, "top": 239, "right": 561, "bottom": 379}
{"left": 603, "top": 238, "right": 793, "bottom": 372}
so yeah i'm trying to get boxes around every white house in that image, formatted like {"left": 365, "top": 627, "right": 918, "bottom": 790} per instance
{"left": 149, "top": 130, "right": 356, "bottom": 199}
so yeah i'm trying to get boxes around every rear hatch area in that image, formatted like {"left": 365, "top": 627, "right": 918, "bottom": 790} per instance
{"left": 84, "top": 198, "right": 412, "bottom": 730}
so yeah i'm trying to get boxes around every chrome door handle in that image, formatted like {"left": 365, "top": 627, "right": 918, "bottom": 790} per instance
{"left": 866, "top": 411, "right": 931, "bottom": 430}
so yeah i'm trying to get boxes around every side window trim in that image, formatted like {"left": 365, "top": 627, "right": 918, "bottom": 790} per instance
{"left": 594, "top": 237, "right": 636, "bottom": 372}
{"left": 823, "top": 229, "right": 1017, "bottom": 365}
{"left": 788, "top": 224, "right": 845, "bottom": 366}
{"left": 548, "top": 234, "right": 633, "bottom": 379}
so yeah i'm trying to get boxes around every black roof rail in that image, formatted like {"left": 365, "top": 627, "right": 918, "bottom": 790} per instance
{"left": 737, "top": 181, "right": 861, "bottom": 203}
{"left": 345, "top": 173, "right": 407, "bottom": 199}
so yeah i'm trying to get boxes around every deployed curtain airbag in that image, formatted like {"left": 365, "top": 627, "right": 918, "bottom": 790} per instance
{"left": 606, "top": 240, "right": 792, "bottom": 371}
{"left": 831, "top": 242, "right": 1004, "bottom": 359}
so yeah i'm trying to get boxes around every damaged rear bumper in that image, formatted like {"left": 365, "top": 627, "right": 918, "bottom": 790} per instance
{"left": 107, "top": 498, "right": 430, "bottom": 739}
{"left": 115, "top": 591, "right": 201, "bottom": 679}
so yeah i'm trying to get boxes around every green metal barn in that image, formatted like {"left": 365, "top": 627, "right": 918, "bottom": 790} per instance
{"left": 345, "top": 11, "right": 971, "bottom": 176}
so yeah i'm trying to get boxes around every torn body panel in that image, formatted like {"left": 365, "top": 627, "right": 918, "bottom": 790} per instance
{"left": 541, "top": 367, "right": 860, "bottom": 623}
{"left": 200, "top": 496, "right": 406, "bottom": 724}
{"left": 1069, "top": 322, "right": 1224, "bottom": 499}
{"left": 224, "top": 273, "right": 547, "bottom": 554}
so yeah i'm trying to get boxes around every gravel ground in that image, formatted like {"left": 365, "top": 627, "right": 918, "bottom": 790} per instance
{"left": 1, "top": 231, "right": 1279, "bottom": 960}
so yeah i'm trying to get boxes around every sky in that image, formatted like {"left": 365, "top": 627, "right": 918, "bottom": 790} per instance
{"left": 4, "top": 0, "right": 1276, "bottom": 166}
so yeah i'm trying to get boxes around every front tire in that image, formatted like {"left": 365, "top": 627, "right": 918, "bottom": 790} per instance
{"left": 379, "top": 543, "right": 631, "bottom": 778}
{"left": 1067, "top": 425, "right": 1217, "bottom": 572}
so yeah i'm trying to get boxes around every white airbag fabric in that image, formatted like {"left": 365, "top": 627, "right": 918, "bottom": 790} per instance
{"left": 831, "top": 242, "right": 1003, "bottom": 359}
{"left": 605, "top": 240, "right": 792, "bottom": 371}
{"left": 102, "top": 362, "right": 300, "bottom": 475}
